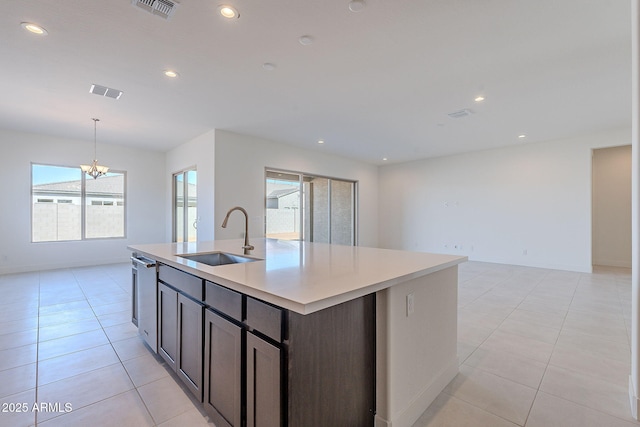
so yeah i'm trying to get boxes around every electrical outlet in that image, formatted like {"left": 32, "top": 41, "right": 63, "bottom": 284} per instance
{"left": 406, "top": 293, "right": 415, "bottom": 317}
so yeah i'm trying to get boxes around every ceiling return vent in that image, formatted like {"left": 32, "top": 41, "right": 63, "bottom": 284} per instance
{"left": 132, "top": 0, "right": 178, "bottom": 20}
{"left": 89, "top": 84, "right": 123, "bottom": 100}
{"left": 447, "top": 108, "right": 474, "bottom": 119}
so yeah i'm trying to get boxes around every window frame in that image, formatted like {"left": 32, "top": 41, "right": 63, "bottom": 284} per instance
{"left": 31, "top": 162, "right": 127, "bottom": 243}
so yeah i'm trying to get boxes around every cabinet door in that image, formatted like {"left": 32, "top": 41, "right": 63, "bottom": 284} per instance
{"left": 246, "top": 332, "right": 281, "bottom": 427}
{"left": 177, "top": 293, "right": 204, "bottom": 401}
{"left": 204, "top": 310, "right": 242, "bottom": 427}
{"left": 158, "top": 283, "right": 178, "bottom": 370}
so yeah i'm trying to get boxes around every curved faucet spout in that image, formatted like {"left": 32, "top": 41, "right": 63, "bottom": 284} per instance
{"left": 221, "top": 206, "right": 254, "bottom": 254}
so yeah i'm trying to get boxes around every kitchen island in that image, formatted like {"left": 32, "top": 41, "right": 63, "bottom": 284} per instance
{"left": 129, "top": 238, "right": 466, "bottom": 427}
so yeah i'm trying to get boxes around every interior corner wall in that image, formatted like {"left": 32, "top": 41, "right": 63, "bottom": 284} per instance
{"left": 213, "top": 130, "right": 379, "bottom": 248}
{"left": 165, "top": 129, "right": 216, "bottom": 242}
{"left": 0, "top": 129, "right": 166, "bottom": 274}
{"left": 378, "top": 128, "right": 630, "bottom": 272}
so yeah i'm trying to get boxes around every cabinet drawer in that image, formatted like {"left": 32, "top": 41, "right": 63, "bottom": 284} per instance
{"left": 246, "top": 297, "right": 283, "bottom": 342}
{"left": 205, "top": 281, "right": 242, "bottom": 322}
{"left": 158, "top": 264, "right": 204, "bottom": 300}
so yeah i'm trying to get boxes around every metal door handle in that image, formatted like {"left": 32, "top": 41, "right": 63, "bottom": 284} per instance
{"left": 131, "top": 257, "right": 156, "bottom": 268}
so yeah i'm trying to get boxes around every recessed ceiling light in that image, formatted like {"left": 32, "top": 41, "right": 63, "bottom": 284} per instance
{"left": 218, "top": 5, "right": 239, "bottom": 19}
{"left": 382, "top": 157, "right": 388, "bottom": 161}
{"left": 299, "top": 35, "right": 314, "bottom": 46}
{"left": 317, "top": 140, "right": 325, "bottom": 144}
{"left": 21, "top": 22, "right": 48, "bottom": 35}
{"left": 262, "top": 63, "right": 276, "bottom": 71}
{"left": 348, "top": 0, "right": 366, "bottom": 12}
{"left": 518, "top": 134, "right": 526, "bottom": 139}
{"left": 474, "top": 95, "right": 485, "bottom": 102}
{"left": 164, "top": 70, "right": 179, "bottom": 78}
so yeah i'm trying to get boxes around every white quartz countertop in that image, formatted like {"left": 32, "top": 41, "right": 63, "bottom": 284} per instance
{"left": 128, "top": 238, "right": 466, "bottom": 314}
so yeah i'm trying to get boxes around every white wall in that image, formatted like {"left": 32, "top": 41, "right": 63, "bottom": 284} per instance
{"left": 165, "top": 129, "right": 215, "bottom": 242}
{"left": 378, "top": 128, "right": 630, "bottom": 272}
{"left": 213, "top": 130, "right": 379, "bottom": 247}
{"left": 0, "top": 129, "right": 166, "bottom": 274}
{"left": 592, "top": 145, "right": 632, "bottom": 267}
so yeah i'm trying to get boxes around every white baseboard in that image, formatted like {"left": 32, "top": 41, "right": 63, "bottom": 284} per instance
{"left": 374, "top": 414, "right": 391, "bottom": 427}
{"left": 376, "top": 356, "right": 459, "bottom": 427}
{"left": 0, "top": 257, "right": 130, "bottom": 275}
{"left": 630, "top": 376, "right": 640, "bottom": 420}
{"left": 595, "top": 259, "right": 633, "bottom": 269}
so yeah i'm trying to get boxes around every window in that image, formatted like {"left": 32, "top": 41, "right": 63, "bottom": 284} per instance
{"left": 173, "top": 168, "right": 197, "bottom": 242}
{"left": 31, "top": 163, "right": 126, "bottom": 242}
{"left": 265, "top": 169, "right": 357, "bottom": 245}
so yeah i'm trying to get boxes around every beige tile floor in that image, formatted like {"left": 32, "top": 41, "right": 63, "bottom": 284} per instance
{"left": 414, "top": 262, "right": 639, "bottom": 427}
{"left": 0, "top": 261, "right": 637, "bottom": 426}
{"left": 0, "top": 264, "right": 211, "bottom": 427}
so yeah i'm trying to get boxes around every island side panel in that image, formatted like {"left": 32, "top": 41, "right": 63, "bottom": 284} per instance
{"left": 287, "top": 294, "right": 376, "bottom": 427}
{"left": 375, "top": 266, "right": 459, "bottom": 427}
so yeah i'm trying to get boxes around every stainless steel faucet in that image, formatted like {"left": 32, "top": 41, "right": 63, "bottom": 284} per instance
{"left": 221, "top": 206, "right": 254, "bottom": 255}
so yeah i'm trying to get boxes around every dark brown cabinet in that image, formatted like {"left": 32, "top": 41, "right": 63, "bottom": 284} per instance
{"left": 157, "top": 265, "right": 205, "bottom": 401}
{"left": 286, "top": 294, "right": 376, "bottom": 426}
{"left": 177, "top": 293, "right": 204, "bottom": 400}
{"left": 204, "top": 309, "right": 242, "bottom": 427}
{"left": 158, "top": 282, "right": 178, "bottom": 370}
{"left": 154, "top": 263, "right": 375, "bottom": 427}
{"left": 246, "top": 331, "right": 282, "bottom": 427}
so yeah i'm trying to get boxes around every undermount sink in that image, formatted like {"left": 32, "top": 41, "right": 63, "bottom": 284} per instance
{"left": 177, "top": 252, "right": 260, "bottom": 266}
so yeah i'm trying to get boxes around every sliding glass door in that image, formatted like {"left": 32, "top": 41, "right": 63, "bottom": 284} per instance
{"left": 173, "top": 168, "right": 197, "bottom": 243}
{"left": 265, "top": 170, "right": 356, "bottom": 245}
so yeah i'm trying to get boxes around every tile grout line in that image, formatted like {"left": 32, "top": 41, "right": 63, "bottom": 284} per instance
{"left": 72, "top": 266, "right": 160, "bottom": 427}
{"left": 35, "top": 265, "right": 189, "bottom": 426}
{"left": 525, "top": 270, "right": 638, "bottom": 426}
{"left": 521, "top": 273, "right": 581, "bottom": 427}
{"left": 455, "top": 267, "right": 551, "bottom": 426}
{"left": 31, "top": 267, "right": 131, "bottom": 425}
{"left": 439, "top": 390, "right": 529, "bottom": 427}
{"left": 1, "top": 269, "right": 190, "bottom": 427}
{"left": 462, "top": 267, "right": 581, "bottom": 426}
{"left": 524, "top": 274, "right": 627, "bottom": 426}
{"left": 470, "top": 269, "right": 551, "bottom": 427}
{"left": 461, "top": 269, "right": 549, "bottom": 369}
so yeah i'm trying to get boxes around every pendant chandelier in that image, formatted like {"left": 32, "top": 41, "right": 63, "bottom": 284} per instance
{"left": 80, "top": 118, "right": 109, "bottom": 179}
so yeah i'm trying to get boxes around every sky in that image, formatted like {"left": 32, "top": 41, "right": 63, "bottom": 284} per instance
{"left": 32, "top": 164, "right": 120, "bottom": 186}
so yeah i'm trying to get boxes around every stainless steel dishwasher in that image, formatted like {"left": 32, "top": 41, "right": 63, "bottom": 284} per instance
{"left": 131, "top": 254, "right": 158, "bottom": 353}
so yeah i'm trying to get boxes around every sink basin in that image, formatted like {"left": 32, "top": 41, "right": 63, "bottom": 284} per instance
{"left": 177, "top": 252, "right": 259, "bottom": 266}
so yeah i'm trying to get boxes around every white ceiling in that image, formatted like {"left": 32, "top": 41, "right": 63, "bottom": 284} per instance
{"left": 1, "top": 0, "right": 631, "bottom": 164}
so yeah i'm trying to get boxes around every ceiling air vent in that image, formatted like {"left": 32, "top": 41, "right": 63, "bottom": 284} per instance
{"left": 447, "top": 108, "right": 474, "bottom": 119}
{"left": 89, "top": 84, "right": 123, "bottom": 100}
{"left": 132, "top": 0, "right": 178, "bottom": 20}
